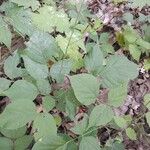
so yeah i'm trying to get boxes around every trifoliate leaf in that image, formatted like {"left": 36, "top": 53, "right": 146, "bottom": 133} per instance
{"left": 36, "top": 79, "right": 51, "bottom": 95}
{"left": 0, "top": 137, "right": 13, "bottom": 150}
{"left": 4, "top": 80, "right": 38, "bottom": 102}
{"left": 10, "top": 0, "right": 40, "bottom": 11}
{"left": 0, "top": 16, "right": 12, "bottom": 48}
{"left": 32, "top": 6, "right": 70, "bottom": 32}
{"left": 84, "top": 44, "right": 103, "bottom": 75}
{"left": 14, "top": 135, "right": 33, "bottom": 150}
{"left": 23, "top": 56, "right": 49, "bottom": 80}
{"left": 50, "top": 59, "right": 72, "bottom": 83}
{"left": 70, "top": 74, "right": 100, "bottom": 105}
{"left": 79, "top": 136, "right": 100, "bottom": 150}
{"left": 33, "top": 113, "right": 57, "bottom": 141}
{"left": 0, "top": 78, "right": 11, "bottom": 93}
{"left": 0, "top": 126, "right": 26, "bottom": 139}
{"left": 4, "top": 52, "right": 22, "bottom": 79}
{"left": 0, "top": 101, "right": 37, "bottom": 129}
{"left": 100, "top": 55, "right": 138, "bottom": 87}
{"left": 108, "top": 83, "right": 127, "bottom": 107}
{"left": 26, "top": 31, "right": 59, "bottom": 64}
{"left": 126, "top": 127, "right": 137, "bottom": 140}
{"left": 43, "top": 96, "right": 55, "bottom": 112}
{"left": 88, "top": 104, "right": 114, "bottom": 128}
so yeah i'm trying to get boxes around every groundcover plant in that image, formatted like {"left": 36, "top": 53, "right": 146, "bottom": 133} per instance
{"left": 0, "top": 0, "right": 150, "bottom": 149}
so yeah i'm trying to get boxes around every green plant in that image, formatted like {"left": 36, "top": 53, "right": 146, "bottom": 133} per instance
{"left": 0, "top": 0, "right": 150, "bottom": 149}
{"left": 116, "top": 25, "right": 150, "bottom": 62}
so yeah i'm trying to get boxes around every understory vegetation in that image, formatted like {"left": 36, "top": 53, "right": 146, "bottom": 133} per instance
{"left": 0, "top": 0, "right": 150, "bottom": 149}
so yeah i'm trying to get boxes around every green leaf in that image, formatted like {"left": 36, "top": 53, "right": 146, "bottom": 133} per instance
{"left": 0, "top": 1, "right": 15, "bottom": 13}
{"left": 55, "top": 89, "right": 79, "bottom": 119}
{"left": 33, "top": 113, "right": 57, "bottom": 141}
{"left": 10, "top": 0, "right": 40, "bottom": 11}
{"left": 43, "top": 95, "right": 55, "bottom": 112}
{"left": 128, "top": 44, "right": 141, "bottom": 61}
{"left": 65, "top": 96, "right": 77, "bottom": 120}
{"left": 123, "top": 12, "right": 134, "bottom": 24}
{"left": 43, "top": 0, "right": 56, "bottom": 5}
{"left": 84, "top": 44, "right": 103, "bottom": 75}
{"left": 108, "top": 83, "right": 127, "bottom": 107}
{"left": 71, "top": 115, "right": 88, "bottom": 135}
{"left": 0, "top": 16, "right": 12, "bottom": 48}
{"left": 36, "top": 79, "right": 51, "bottom": 95}
{"left": 7, "top": 7, "right": 37, "bottom": 36}
{"left": 126, "top": 127, "right": 137, "bottom": 140}
{"left": 123, "top": 26, "right": 140, "bottom": 43}
{"left": 100, "top": 55, "right": 138, "bottom": 87}
{"left": 32, "top": 135, "right": 67, "bottom": 150}
{"left": 50, "top": 60, "right": 72, "bottom": 83}
{"left": 4, "top": 80, "right": 38, "bottom": 101}
{"left": 79, "top": 136, "right": 100, "bottom": 150}
{"left": 0, "top": 126, "right": 26, "bottom": 139}
{"left": 56, "top": 34, "right": 84, "bottom": 70}
{"left": 0, "top": 101, "right": 37, "bottom": 129}
{"left": 129, "top": 0, "right": 150, "bottom": 9}
{"left": 136, "top": 38, "right": 150, "bottom": 50}
{"left": 144, "top": 59, "right": 150, "bottom": 70}
{"left": 54, "top": 115, "right": 62, "bottom": 126}
{"left": 4, "top": 52, "right": 22, "bottom": 79}
{"left": 101, "top": 44, "right": 114, "bottom": 56}
{"left": 32, "top": 6, "right": 70, "bottom": 32}
{"left": 26, "top": 31, "right": 59, "bottom": 64}
{"left": 114, "top": 116, "right": 127, "bottom": 129}
{"left": 70, "top": 74, "right": 100, "bottom": 105}
{"left": 110, "top": 142, "right": 125, "bottom": 150}
{"left": 88, "top": 104, "right": 114, "bottom": 128}
{"left": 146, "top": 112, "right": 150, "bottom": 127}
{"left": 14, "top": 135, "right": 33, "bottom": 150}
{"left": 64, "top": 89, "right": 80, "bottom": 119}
{"left": 0, "top": 137, "right": 13, "bottom": 150}
{"left": 144, "top": 94, "right": 150, "bottom": 109}
{"left": 0, "top": 78, "right": 11, "bottom": 93}
{"left": 23, "top": 56, "right": 49, "bottom": 80}
{"left": 67, "top": 142, "right": 78, "bottom": 150}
